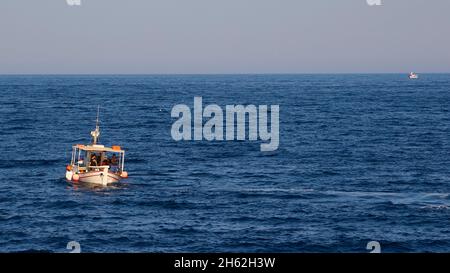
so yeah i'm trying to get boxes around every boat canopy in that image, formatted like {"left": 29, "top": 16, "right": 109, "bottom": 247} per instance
{"left": 70, "top": 144, "right": 126, "bottom": 172}
{"left": 73, "top": 144, "right": 125, "bottom": 153}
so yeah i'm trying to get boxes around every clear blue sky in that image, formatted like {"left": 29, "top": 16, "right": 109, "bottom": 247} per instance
{"left": 0, "top": 0, "right": 449, "bottom": 74}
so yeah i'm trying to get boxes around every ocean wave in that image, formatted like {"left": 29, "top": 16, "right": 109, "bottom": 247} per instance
{"left": 420, "top": 204, "right": 449, "bottom": 210}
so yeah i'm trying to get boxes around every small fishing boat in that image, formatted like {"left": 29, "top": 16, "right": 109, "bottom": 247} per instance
{"left": 408, "top": 72, "right": 419, "bottom": 79}
{"left": 65, "top": 108, "right": 128, "bottom": 186}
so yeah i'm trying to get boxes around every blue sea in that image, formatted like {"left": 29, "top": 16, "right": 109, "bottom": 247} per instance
{"left": 0, "top": 74, "right": 449, "bottom": 253}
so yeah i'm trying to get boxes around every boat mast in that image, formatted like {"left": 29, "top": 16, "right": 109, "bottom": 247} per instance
{"left": 91, "top": 106, "right": 101, "bottom": 145}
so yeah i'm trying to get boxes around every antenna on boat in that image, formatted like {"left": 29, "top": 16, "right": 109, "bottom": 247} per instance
{"left": 91, "top": 105, "right": 101, "bottom": 145}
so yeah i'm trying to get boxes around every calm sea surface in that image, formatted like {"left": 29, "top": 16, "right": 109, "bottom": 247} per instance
{"left": 0, "top": 74, "right": 449, "bottom": 252}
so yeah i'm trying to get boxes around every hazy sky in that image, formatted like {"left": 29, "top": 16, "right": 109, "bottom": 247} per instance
{"left": 0, "top": 0, "right": 449, "bottom": 74}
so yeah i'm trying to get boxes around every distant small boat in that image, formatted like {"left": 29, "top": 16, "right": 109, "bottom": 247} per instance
{"left": 65, "top": 107, "right": 128, "bottom": 186}
{"left": 408, "top": 72, "right": 419, "bottom": 79}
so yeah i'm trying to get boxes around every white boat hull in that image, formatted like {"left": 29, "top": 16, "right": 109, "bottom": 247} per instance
{"left": 66, "top": 165, "right": 126, "bottom": 186}
{"left": 78, "top": 171, "right": 121, "bottom": 186}
{"left": 409, "top": 73, "right": 419, "bottom": 79}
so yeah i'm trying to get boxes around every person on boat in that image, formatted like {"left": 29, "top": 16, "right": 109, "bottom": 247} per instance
{"left": 110, "top": 154, "right": 119, "bottom": 172}
{"left": 90, "top": 154, "right": 98, "bottom": 166}
{"left": 110, "top": 154, "right": 118, "bottom": 166}
{"left": 101, "top": 155, "right": 109, "bottom": 166}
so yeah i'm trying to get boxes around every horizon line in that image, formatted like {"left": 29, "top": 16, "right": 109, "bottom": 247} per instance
{"left": 0, "top": 72, "right": 449, "bottom": 76}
